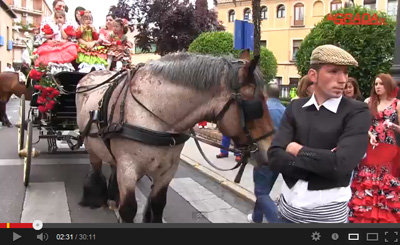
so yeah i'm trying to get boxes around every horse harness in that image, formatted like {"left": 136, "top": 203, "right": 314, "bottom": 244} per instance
{"left": 76, "top": 66, "right": 274, "bottom": 182}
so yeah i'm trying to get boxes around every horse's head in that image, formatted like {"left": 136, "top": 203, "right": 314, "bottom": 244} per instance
{"left": 215, "top": 50, "right": 274, "bottom": 163}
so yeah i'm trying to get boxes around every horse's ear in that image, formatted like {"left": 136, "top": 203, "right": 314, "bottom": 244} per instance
{"left": 249, "top": 55, "right": 260, "bottom": 76}
{"left": 240, "top": 49, "right": 251, "bottom": 61}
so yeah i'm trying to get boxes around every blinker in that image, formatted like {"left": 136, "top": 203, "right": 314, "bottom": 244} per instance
{"left": 242, "top": 100, "right": 263, "bottom": 121}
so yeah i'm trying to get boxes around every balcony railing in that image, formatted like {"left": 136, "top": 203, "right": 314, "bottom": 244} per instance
{"left": 10, "top": 6, "right": 42, "bottom": 16}
{"left": 279, "top": 84, "right": 297, "bottom": 99}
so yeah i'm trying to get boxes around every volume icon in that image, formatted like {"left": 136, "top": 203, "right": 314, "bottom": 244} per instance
{"left": 37, "top": 233, "right": 49, "bottom": 241}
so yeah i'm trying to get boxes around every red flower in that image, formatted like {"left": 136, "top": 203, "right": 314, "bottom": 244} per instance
{"left": 379, "top": 133, "right": 386, "bottom": 141}
{"left": 375, "top": 124, "right": 384, "bottom": 134}
{"left": 34, "top": 84, "right": 43, "bottom": 90}
{"left": 64, "top": 25, "right": 76, "bottom": 37}
{"left": 384, "top": 109, "right": 393, "bottom": 117}
{"left": 52, "top": 90, "right": 60, "bottom": 97}
{"left": 45, "top": 87, "right": 55, "bottom": 93}
{"left": 38, "top": 105, "right": 47, "bottom": 113}
{"left": 48, "top": 100, "right": 56, "bottom": 106}
{"left": 29, "top": 69, "right": 44, "bottom": 81}
{"left": 116, "top": 40, "right": 122, "bottom": 45}
{"left": 45, "top": 103, "right": 54, "bottom": 111}
{"left": 41, "top": 24, "right": 54, "bottom": 35}
{"left": 36, "top": 97, "right": 46, "bottom": 104}
{"left": 80, "top": 10, "right": 85, "bottom": 16}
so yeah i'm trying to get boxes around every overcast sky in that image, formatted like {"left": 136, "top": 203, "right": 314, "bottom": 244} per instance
{"left": 45, "top": 0, "right": 215, "bottom": 29}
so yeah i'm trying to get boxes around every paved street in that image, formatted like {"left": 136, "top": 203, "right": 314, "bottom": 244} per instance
{"left": 0, "top": 98, "right": 255, "bottom": 223}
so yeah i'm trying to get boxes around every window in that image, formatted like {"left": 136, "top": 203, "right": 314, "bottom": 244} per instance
{"left": 228, "top": 10, "right": 235, "bottom": 22}
{"left": 388, "top": 0, "right": 397, "bottom": 17}
{"left": 294, "top": 3, "right": 304, "bottom": 26}
{"left": 277, "top": 5, "right": 285, "bottom": 18}
{"left": 261, "top": 6, "right": 268, "bottom": 19}
{"left": 290, "top": 78, "right": 300, "bottom": 86}
{"left": 244, "top": 8, "right": 251, "bottom": 21}
{"left": 330, "top": 0, "right": 342, "bottom": 11}
{"left": 292, "top": 40, "right": 302, "bottom": 60}
{"left": 364, "top": 0, "right": 376, "bottom": 9}
{"left": 313, "top": 1, "right": 324, "bottom": 16}
{"left": 260, "top": 40, "right": 267, "bottom": 47}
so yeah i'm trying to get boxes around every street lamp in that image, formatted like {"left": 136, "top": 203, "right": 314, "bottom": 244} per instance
{"left": 390, "top": 0, "right": 400, "bottom": 97}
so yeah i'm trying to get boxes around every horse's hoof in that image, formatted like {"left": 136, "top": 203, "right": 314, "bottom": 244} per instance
{"left": 79, "top": 171, "right": 108, "bottom": 209}
{"left": 107, "top": 200, "right": 118, "bottom": 210}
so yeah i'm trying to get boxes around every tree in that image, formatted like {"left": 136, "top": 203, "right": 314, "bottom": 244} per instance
{"left": 188, "top": 31, "right": 277, "bottom": 83}
{"left": 128, "top": 0, "right": 224, "bottom": 55}
{"left": 108, "top": 0, "right": 135, "bottom": 31}
{"left": 296, "top": 6, "right": 395, "bottom": 97}
{"left": 252, "top": 0, "right": 261, "bottom": 56}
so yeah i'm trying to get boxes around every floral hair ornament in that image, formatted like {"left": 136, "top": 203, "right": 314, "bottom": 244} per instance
{"left": 122, "top": 18, "right": 128, "bottom": 26}
{"left": 79, "top": 10, "right": 85, "bottom": 16}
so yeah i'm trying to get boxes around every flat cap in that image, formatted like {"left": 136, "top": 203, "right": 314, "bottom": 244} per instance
{"left": 310, "top": 44, "right": 358, "bottom": 67}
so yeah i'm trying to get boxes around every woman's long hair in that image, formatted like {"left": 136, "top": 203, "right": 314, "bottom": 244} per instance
{"left": 369, "top": 73, "right": 397, "bottom": 116}
{"left": 297, "top": 75, "right": 313, "bottom": 98}
{"left": 346, "top": 77, "right": 363, "bottom": 101}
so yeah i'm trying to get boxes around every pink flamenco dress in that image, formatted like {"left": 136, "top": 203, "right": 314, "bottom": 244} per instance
{"left": 348, "top": 98, "right": 400, "bottom": 223}
{"left": 33, "top": 23, "right": 78, "bottom": 67}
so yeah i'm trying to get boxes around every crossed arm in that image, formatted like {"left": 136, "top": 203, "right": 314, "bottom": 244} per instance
{"left": 267, "top": 103, "right": 371, "bottom": 181}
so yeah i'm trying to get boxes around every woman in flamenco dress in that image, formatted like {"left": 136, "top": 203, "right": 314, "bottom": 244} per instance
{"left": 349, "top": 73, "right": 400, "bottom": 223}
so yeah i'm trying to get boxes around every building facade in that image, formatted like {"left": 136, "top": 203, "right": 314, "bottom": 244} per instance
{"left": 0, "top": 0, "right": 16, "bottom": 72}
{"left": 216, "top": 0, "right": 397, "bottom": 97}
{"left": 4, "top": 0, "right": 51, "bottom": 66}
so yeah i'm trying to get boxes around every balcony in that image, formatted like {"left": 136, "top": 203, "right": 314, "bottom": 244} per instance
{"left": 10, "top": 5, "right": 42, "bottom": 16}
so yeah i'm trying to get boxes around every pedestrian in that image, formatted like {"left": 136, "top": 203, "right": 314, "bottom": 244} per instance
{"left": 291, "top": 75, "right": 314, "bottom": 100}
{"left": 344, "top": 77, "right": 363, "bottom": 101}
{"left": 348, "top": 73, "right": 400, "bottom": 223}
{"left": 216, "top": 135, "right": 241, "bottom": 162}
{"left": 248, "top": 83, "right": 284, "bottom": 223}
{"left": 267, "top": 44, "right": 371, "bottom": 223}
{"left": 4, "top": 63, "right": 15, "bottom": 72}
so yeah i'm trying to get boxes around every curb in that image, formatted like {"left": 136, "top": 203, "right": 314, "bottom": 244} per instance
{"left": 180, "top": 154, "right": 256, "bottom": 204}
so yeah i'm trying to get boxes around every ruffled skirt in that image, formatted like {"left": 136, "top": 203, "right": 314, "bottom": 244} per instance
{"left": 348, "top": 143, "right": 400, "bottom": 223}
{"left": 34, "top": 41, "right": 78, "bottom": 67}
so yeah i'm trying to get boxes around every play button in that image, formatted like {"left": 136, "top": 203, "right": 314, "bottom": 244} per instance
{"left": 13, "top": 232, "right": 21, "bottom": 242}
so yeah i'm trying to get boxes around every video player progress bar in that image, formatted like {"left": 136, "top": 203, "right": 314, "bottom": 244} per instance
{"left": 0, "top": 223, "right": 33, "bottom": 229}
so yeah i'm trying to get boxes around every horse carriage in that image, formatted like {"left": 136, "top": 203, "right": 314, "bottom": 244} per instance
{"left": 17, "top": 71, "right": 87, "bottom": 187}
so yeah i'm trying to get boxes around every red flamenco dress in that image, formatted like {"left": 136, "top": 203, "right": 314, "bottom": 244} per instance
{"left": 34, "top": 24, "right": 78, "bottom": 67}
{"left": 349, "top": 99, "right": 400, "bottom": 223}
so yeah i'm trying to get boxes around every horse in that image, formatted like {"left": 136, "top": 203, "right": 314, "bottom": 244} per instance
{"left": 0, "top": 72, "right": 33, "bottom": 127}
{"left": 75, "top": 51, "right": 275, "bottom": 223}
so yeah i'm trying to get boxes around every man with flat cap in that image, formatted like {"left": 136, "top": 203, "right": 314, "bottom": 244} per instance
{"left": 267, "top": 44, "right": 371, "bottom": 223}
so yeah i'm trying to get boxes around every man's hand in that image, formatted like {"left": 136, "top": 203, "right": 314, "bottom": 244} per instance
{"left": 286, "top": 142, "right": 303, "bottom": 156}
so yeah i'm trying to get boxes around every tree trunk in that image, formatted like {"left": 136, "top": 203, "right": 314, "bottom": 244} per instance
{"left": 252, "top": 0, "right": 261, "bottom": 56}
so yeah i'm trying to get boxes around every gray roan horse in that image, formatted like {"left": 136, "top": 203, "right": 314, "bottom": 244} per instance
{"left": 75, "top": 52, "right": 275, "bottom": 223}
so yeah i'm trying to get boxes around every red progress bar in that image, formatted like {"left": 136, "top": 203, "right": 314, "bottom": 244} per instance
{"left": 0, "top": 223, "right": 33, "bottom": 228}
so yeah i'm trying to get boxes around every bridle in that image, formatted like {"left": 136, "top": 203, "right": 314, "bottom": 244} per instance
{"left": 213, "top": 91, "right": 275, "bottom": 153}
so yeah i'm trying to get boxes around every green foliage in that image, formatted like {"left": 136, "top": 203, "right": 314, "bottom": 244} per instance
{"left": 189, "top": 31, "right": 277, "bottom": 83}
{"left": 188, "top": 31, "right": 239, "bottom": 56}
{"left": 296, "top": 6, "right": 395, "bottom": 98}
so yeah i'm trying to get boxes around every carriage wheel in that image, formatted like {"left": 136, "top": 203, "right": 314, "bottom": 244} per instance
{"left": 17, "top": 94, "right": 25, "bottom": 155}
{"left": 23, "top": 120, "right": 33, "bottom": 187}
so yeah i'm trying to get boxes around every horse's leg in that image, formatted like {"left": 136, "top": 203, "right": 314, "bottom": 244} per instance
{"left": 0, "top": 99, "right": 12, "bottom": 127}
{"left": 79, "top": 151, "right": 108, "bottom": 208}
{"left": 143, "top": 161, "right": 179, "bottom": 223}
{"left": 116, "top": 160, "right": 138, "bottom": 223}
{"left": 107, "top": 164, "right": 120, "bottom": 210}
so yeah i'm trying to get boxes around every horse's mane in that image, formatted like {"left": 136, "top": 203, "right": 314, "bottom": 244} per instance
{"left": 146, "top": 52, "right": 265, "bottom": 92}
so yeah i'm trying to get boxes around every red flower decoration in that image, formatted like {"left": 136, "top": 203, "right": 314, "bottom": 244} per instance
{"left": 41, "top": 24, "right": 54, "bottom": 35}
{"left": 34, "top": 84, "right": 43, "bottom": 90}
{"left": 375, "top": 124, "right": 384, "bottom": 134}
{"left": 29, "top": 69, "right": 44, "bottom": 81}
{"left": 38, "top": 105, "right": 47, "bottom": 113}
{"left": 116, "top": 40, "right": 122, "bottom": 45}
{"left": 52, "top": 90, "right": 60, "bottom": 97}
{"left": 80, "top": 10, "right": 85, "bottom": 16}
{"left": 45, "top": 103, "right": 54, "bottom": 111}
{"left": 64, "top": 25, "right": 76, "bottom": 37}
{"left": 37, "top": 97, "right": 46, "bottom": 105}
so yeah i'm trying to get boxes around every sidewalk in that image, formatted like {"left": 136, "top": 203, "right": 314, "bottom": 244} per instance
{"left": 180, "top": 125, "right": 283, "bottom": 204}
